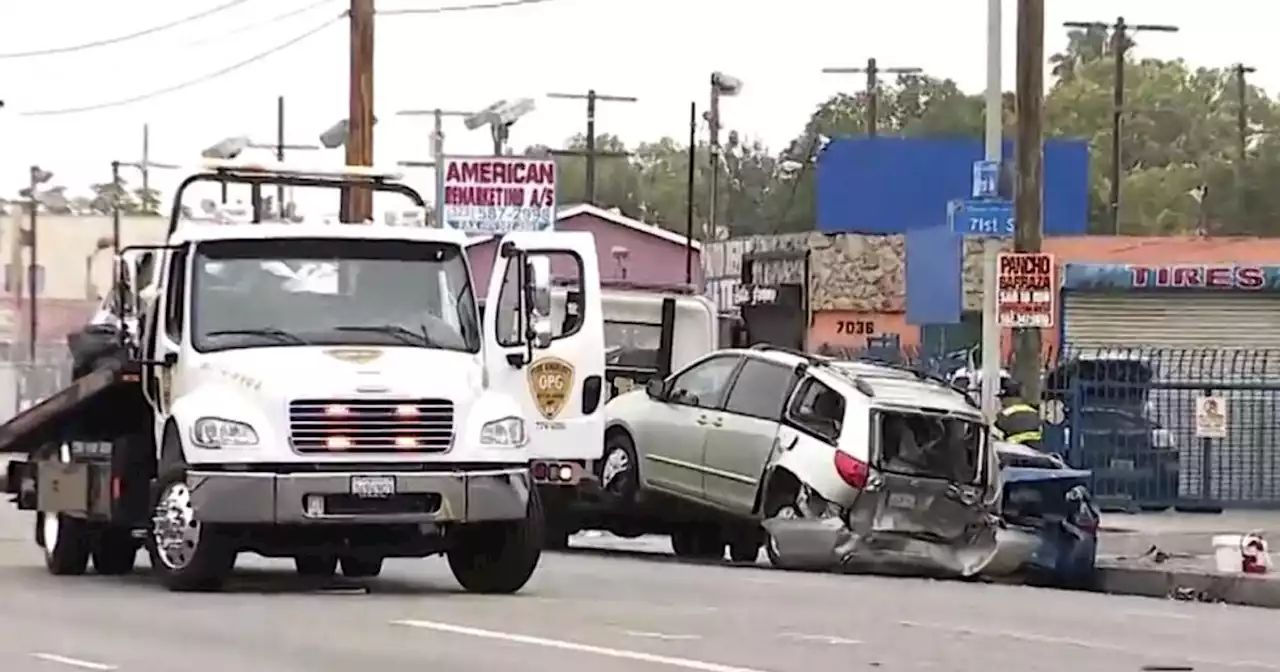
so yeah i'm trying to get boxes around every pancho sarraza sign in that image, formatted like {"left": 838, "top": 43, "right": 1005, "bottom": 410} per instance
{"left": 442, "top": 157, "right": 557, "bottom": 233}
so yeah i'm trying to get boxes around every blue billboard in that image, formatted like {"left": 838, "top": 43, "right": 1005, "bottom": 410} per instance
{"left": 815, "top": 136, "right": 1089, "bottom": 235}
{"left": 814, "top": 136, "right": 1089, "bottom": 326}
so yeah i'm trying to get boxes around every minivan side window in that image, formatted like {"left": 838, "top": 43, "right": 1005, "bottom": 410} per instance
{"left": 667, "top": 356, "right": 742, "bottom": 410}
{"left": 723, "top": 358, "right": 796, "bottom": 421}
{"left": 786, "top": 377, "right": 845, "bottom": 444}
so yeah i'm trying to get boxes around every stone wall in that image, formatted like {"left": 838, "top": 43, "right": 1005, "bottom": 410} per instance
{"left": 705, "top": 232, "right": 1013, "bottom": 313}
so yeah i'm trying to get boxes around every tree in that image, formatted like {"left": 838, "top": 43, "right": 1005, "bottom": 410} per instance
{"left": 87, "top": 178, "right": 138, "bottom": 215}
{"left": 1049, "top": 25, "right": 1133, "bottom": 83}
{"left": 133, "top": 186, "right": 162, "bottom": 215}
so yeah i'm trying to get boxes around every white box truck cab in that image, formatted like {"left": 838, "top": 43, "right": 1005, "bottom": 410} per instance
{"left": 1, "top": 160, "right": 604, "bottom": 593}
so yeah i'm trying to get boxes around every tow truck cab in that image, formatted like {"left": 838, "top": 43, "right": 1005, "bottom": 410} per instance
{"left": 2, "top": 160, "right": 604, "bottom": 594}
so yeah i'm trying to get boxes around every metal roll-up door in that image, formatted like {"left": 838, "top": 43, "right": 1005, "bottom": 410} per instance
{"left": 1062, "top": 292, "right": 1280, "bottom": 505}
{"left": 1063, "top": 293, "right": 1280, "bottom": 348}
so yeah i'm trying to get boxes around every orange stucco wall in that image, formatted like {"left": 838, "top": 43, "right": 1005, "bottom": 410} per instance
{"left": 809, "top": 311, "right": 920, "bottom": 352}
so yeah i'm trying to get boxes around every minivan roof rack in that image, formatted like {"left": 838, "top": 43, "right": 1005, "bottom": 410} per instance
{"left": 851, "top": 356, "right": 978, "bottom": 408}
{"left": 747, "top": 344, "right": 875, "bottom": 396}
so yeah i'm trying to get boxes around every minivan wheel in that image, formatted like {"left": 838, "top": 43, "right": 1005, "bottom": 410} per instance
{"left": 671, "top": 526, "right": 724, "bottom": 560}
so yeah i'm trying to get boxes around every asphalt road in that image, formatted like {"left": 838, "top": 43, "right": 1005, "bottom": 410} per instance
{"left": 0, "top": 504, "right": 1275, "bottom": 672}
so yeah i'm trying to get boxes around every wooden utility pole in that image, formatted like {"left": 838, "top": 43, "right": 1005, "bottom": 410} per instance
{"left": 545, "top": 90, "right": 637, "bottom": 204}
{"left": 822, "top": 58, "right": 922, "bottom": 136}
{"left": 344, "top": 0, "right": 376, "bottom": 222}
{"left": 1063, "top": 17, "right": 1177, "bottom": 234}
{"left": 1014, "top": 0, "right": 1045, "bottom": 401}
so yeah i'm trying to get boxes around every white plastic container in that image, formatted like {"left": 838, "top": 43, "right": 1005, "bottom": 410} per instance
{"left": 1213, "top": 533, "right": 1272, "bottom": 574}
{"left": 1214, "top": 534, "right": 1244, "bottom": 573}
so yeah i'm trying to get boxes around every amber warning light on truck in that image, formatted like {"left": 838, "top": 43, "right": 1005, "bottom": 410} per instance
{"left": 442, "top": 157, "right": 557, "bottom": 233}
{"left": 997, "top": 252, "right": 1056, "bottom": 329}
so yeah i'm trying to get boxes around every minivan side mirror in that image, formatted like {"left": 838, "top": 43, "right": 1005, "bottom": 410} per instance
{"left": 645, "top": 379, "right": 665, "bottom": 400}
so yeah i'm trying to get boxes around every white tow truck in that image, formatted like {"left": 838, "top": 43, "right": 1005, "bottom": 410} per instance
{"left": 1, "top": 160, "right": 604, "bottom": 593}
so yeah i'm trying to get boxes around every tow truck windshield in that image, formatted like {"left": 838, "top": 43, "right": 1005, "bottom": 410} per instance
{"left": 190, "top": 237, "right": 480, "bottom": 353}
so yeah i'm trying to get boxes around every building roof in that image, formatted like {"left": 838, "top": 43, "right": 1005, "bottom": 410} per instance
{"left": 1045, "top": 235, "right": 1280, "bottom": 265}
{"left": 465, "top": 203, "right": 701, "bottom": 250}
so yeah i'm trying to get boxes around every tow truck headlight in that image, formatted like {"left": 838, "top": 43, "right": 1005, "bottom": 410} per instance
{"left": 191, "top": 417, "right": 259, "bottom": 448}
{"left": 480, "top": 416, "right": 527, "bottom": 447}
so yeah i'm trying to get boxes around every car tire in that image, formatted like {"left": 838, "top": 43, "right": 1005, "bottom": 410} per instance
{"left": 598, "top": 430, "right": 640, "bottom": 505}
{"left": 339, "top": 556, "right": 383, "bottom": 578}
{"left": 92, "top": 527, "right": 139, "bottom": 575}
{"left": 727, "top": 526, "right": 761, "bottom": 563}
{"left": 671, "top": 526, "right": 724, "bottom": 561}
{"left": 447, "top": 488, "right": 543, "bottom": 594}
{"left": 147, "top": 466, "right": 237, "bottom": 592}
{"left": 295, "top": 555, "right": 338, "bottom": 577}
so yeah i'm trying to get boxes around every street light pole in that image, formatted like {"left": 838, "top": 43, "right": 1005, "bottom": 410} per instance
{"left": 979, "top": 0, "right": 1003, "bottom": 418}
{"left": 708, "top": 72, "right": 743, "bottom": 244}
{"left": 822, "top": 58, "right": 923, "bottom": 136}
{"left": 397, "top": 107, "right": 474, "bottom": 227}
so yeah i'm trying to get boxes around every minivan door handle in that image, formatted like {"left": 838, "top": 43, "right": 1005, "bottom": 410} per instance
{"left": 710, "top": 416, "right": 723, "bottom": 427}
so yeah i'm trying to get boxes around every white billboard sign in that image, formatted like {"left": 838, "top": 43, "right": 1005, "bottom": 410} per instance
{"left": 442, "top": 157, "right": 557, "bottom": 233}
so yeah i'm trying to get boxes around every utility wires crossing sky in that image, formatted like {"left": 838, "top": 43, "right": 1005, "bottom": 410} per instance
{"left": 9, "top": 0, "right": 557, "bottom": 116}
{"left": 0, "top": 0, "right": 254, "bottom": 59}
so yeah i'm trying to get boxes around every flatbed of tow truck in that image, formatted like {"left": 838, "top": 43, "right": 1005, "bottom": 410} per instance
{"left": 2, "top": 354, "right": 146, "bottom": 495}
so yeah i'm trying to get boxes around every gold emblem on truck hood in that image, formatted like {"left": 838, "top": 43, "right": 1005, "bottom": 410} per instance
{"left": 324, "top": 348, "right": 383, "bottom": 365}
{"left": 528, "top": 357, "right": 575, "bottom": 420}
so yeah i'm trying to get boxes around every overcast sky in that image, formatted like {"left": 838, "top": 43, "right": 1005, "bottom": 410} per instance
{"left": 0, "top": 0, "right": 1273, "bottom": 211}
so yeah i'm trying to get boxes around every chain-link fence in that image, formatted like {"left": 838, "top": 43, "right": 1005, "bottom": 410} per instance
{"left": 812, "top": 342, "right": 1280, "bottom": 511}
{"left": 0, "top": 351, "right": 73, "bottom": 426}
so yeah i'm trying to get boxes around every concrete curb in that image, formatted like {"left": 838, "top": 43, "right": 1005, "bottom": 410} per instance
{"left": 1095, "top": 561, "right": 1280, "bottom": 608}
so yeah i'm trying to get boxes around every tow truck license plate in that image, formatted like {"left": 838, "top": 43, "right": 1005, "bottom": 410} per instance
{"left": 887, "top": 492, "right": 918, "bottom": 509}
{"left": 350, "top": 475, "right": 396, "bottom": 498}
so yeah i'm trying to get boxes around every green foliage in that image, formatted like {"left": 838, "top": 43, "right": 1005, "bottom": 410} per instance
{"left": 524, "top": 27, "right": 1280, "bottom": 238}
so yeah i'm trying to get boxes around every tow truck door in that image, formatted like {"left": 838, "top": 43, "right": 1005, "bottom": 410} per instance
{"left": 483, "top": 231, "right": 605, "bottom": 461}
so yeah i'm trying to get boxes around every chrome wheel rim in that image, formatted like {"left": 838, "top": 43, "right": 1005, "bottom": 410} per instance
{"left": 151, "top": 482, "right": 199, "bottom": 570}
{"left": 41, "top": 443, "right": 73, "bottom": 554}
{"left": 601, "top": 447, "right": 631, "bottom": 490}
{"left": 767, "top": 505, "right": 798, "bottom": 559}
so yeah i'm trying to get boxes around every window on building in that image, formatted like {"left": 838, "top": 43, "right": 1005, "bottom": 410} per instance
{"left": 3, "top": 264, "right": 45, "bottom": 295}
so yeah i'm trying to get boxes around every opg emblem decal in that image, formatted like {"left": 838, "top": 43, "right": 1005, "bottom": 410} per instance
{"left": 527, "top": 356, "right": 575, "bottom": 420}
{"left": 324, "top": 348, "right": 383, "bottom": 365}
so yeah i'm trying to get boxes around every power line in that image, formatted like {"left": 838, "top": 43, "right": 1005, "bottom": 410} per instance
{"left": 0, "top": 0, "right": 256, "bottom": 59}
{"left": 377, "top": 0, "right": 555, "bottom": 16}
{"left": 19, "top": 13, "right": 344, "bottom": 117}
{"left": 187, "top": 0, "right": 341, "bottom": 48}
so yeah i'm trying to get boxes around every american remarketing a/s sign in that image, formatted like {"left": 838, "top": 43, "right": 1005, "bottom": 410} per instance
{"left": 442, "top": 157, "right": 557, "bottom": 233}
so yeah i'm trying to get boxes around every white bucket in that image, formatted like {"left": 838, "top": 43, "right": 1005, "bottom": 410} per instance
{"left": 1213, "top": 534, "right": 1245, "bottom": 573}
{"left": 1213, "top": 533, "right": 1272, "bottom": 574}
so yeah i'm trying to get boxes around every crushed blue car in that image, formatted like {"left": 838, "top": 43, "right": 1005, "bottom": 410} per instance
{"left": 994, "top": 442, "right": 1100, "bottom": 588}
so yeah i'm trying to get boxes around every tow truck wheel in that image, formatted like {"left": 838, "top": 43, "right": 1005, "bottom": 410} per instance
{"left": 294, "top": 555, "right": 338, "bottom": 577}
{"left": 92, "top": 528, "right": 139, "bottom": 575}
{"left": 339, "top": 556, "right": 383, "bottom": 578}
{"left": 37, "top": 442, "right": 91, "bottom": 576}
{"left": 38, "top": 511, "right": 91, "bottom": 576}
{"left": 147, "top": 469, "right": 236, "bottom": 592}
{"left": 447, "top": 488, "right": 543, "bottom": 594}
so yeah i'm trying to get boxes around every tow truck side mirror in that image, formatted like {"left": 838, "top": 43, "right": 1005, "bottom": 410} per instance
{"left": 525, "top": 257, "right": 552, "bottom": 350}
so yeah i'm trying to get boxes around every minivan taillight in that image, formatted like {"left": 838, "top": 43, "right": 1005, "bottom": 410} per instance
{"left": 833, "top": 451, "right": 869, "bottom": 489}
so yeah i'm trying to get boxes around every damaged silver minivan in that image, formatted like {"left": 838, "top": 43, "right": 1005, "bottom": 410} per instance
{"left": 761, "top": 358, "right": 1005, "bottom": 577}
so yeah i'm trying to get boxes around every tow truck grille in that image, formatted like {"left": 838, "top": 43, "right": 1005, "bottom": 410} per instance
{"left": 288, "top": 398, "right": 454, "bottom": 453}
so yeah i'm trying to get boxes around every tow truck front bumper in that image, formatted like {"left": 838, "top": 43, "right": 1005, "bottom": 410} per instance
{"left": 187, "top": 467, "right": 531, "bottom": 525}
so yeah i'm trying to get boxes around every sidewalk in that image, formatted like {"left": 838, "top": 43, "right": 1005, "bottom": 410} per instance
{"left": 1095, "top": 510, "right": 1280, "bottom": 608}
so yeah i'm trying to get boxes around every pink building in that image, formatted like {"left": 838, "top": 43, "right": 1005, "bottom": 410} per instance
{"left": 465, "top": 204, "right": 702, "bottom": 296}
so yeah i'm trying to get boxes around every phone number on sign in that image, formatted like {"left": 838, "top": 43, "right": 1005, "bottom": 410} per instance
{"left": 446, "top": 206, "right": 554, "bottom": 232}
